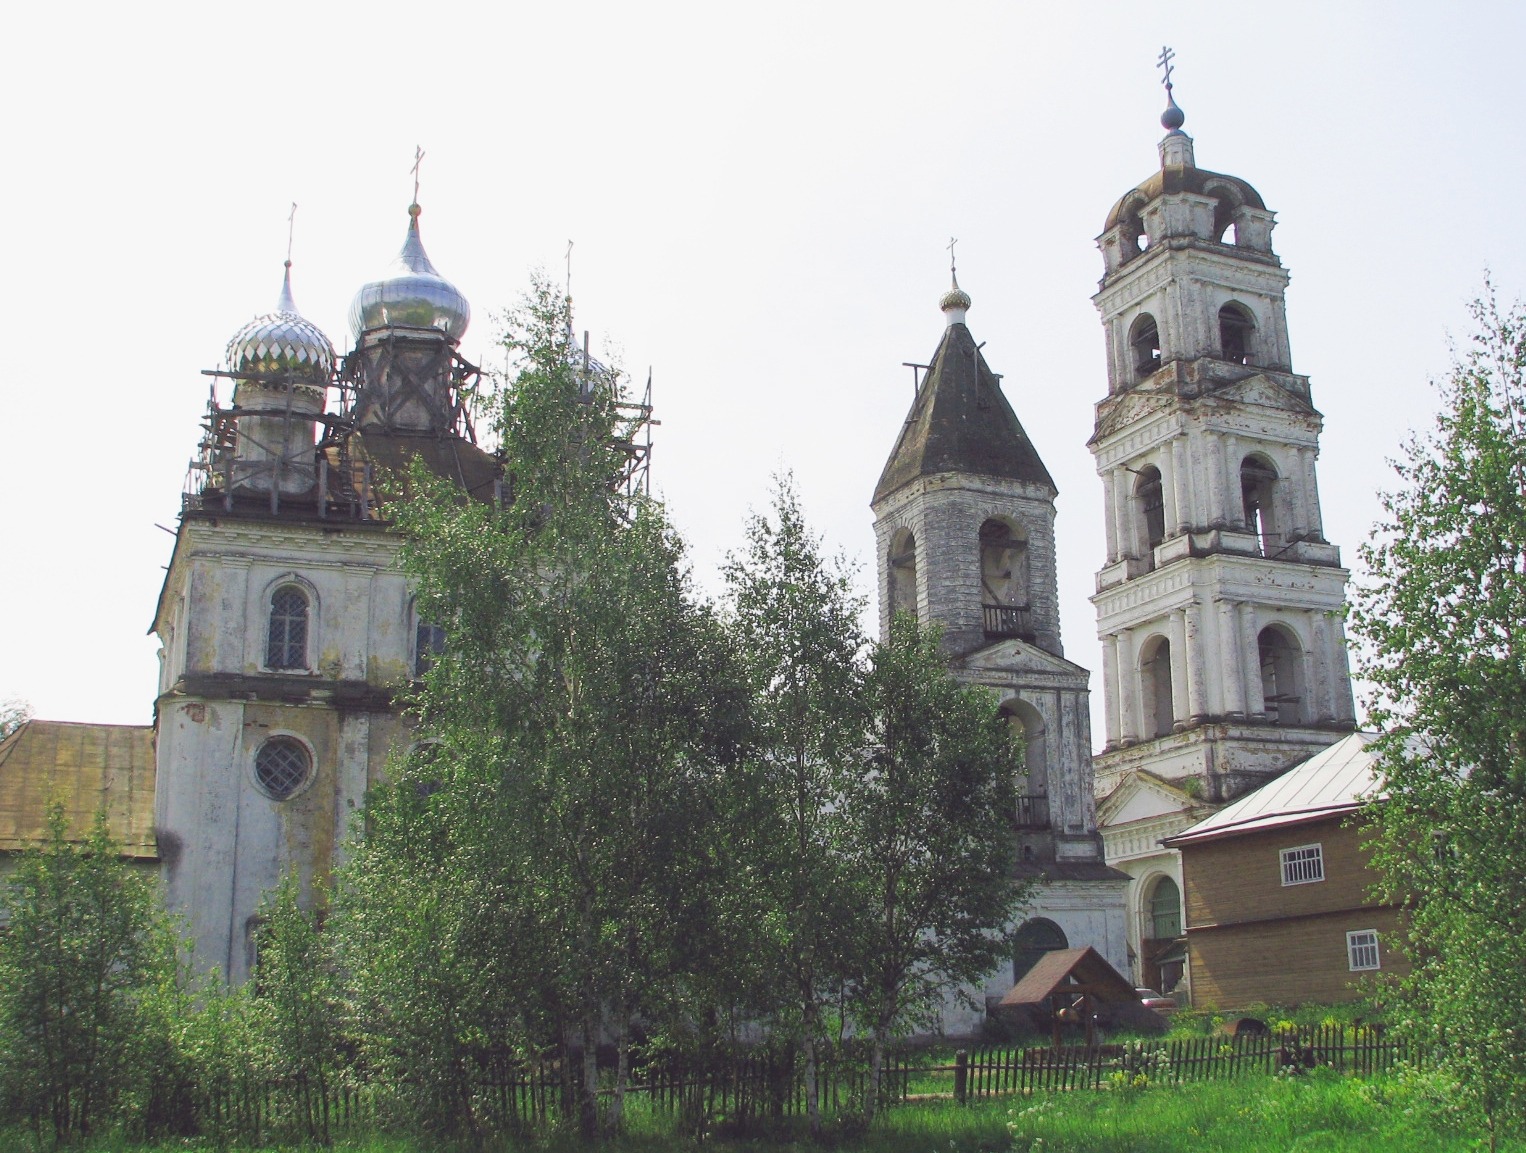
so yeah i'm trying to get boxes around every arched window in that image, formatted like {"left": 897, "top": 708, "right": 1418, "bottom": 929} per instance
{"left": 1139, "top": 636, "right": 1174, "bottom": 738}
{"left": 1130, "top": 314, "right": 1161, "bottom": 379}
{"left": 888, "top": 528, "right": 918, "bottom": 620}
{"left": 254, "top": 736, "right": 312, "bottom": 801}
{"left": 980, "top": 519, "right": 1031, "bottom": 639}
{"left": 1240, "top": 456, "right": 1280, "bottom": 555}
{"left": 1219, "top": 302, "right": 1255, "bottom": 365}
{"left": 1135, "top": 466, "right": 1165, "bottom": 556}
{"left": 414, "top": 618, "right": 446, "bottom": 677}
{"left": 1001, "top": 700, "right": 1048, "bottom": 827}
{"left": 266, "top": 585, "right": 309, "bottom": 670}
{"left": 1013, "top": 918, "right": 1069, "bottom": 985}
{"left": 1147, "top": 876, "right": 1182, "bottom": 940}
{"left": 1258, "top": 626, "right": 1303, "bottom": 726}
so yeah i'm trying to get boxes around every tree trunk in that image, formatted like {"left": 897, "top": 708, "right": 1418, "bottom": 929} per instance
{"left": 580, "top": 1012, "right": 600, "bottom": 1141}
{"left": 866, "top": 1030, "right": 885, "bottom": 1123}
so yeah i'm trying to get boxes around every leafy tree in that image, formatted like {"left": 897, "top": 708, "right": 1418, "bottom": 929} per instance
{"left": 0, "top": 698, "right": 30, "bottom": 740}
{"left": 0, "top": 806, "right": 175, "bottom": 1144}
{"left": 845, "top": 612, "right": 1026, "bottom": 1119}
{"left": 1352, "top": 283, "right": 1526, "bottom": 1149}
{"left": 720, "top": 476, "right": 867, "bottom": 1135}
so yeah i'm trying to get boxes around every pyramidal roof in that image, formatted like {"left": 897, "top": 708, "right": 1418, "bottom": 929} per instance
{"left": 874, "top": 320, "right": 1055, "bottom": 504}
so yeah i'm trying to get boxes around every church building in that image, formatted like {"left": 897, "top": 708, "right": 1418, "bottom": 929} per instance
{"left": 1087, "top": 74, "right": 1356, "bottom": 1000}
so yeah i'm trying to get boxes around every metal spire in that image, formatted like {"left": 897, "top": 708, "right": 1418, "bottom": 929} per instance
{"left": 1158, "top": 46, "right": 1186, "bottom": 132}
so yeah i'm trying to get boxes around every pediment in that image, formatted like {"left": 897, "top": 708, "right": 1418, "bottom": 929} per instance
{"left": 1211, "top": 372, "right": 1314, "bottom": 414}
{"left": 1093, "top": 387, "right": 1176, "bottom": 442}
{"left": 1097, "top": 770, "right": 1202, "bottom": 827}
{"left": 953, "top": 637, "right": 1090, "bottom": 682}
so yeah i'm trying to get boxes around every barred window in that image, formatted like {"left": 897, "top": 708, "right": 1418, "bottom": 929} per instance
{"left": 267, "top": 586, "right": 309, "bottom": 670}
{"left": 1280, "top": 843, "right": 1324, "bottom": 886}
{"left": 414, "top": 620, "right": 446, "bottom": 677}
{"left": 1347, "top": 929, "right": 1380, "bottom": 971}
{"left": 255, "top": 737, "right": 311, "bottom": 801}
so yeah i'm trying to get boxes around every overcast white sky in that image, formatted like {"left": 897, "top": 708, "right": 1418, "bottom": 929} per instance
{"left": 3, "top": 2, "right": 1523, "bottom": 750}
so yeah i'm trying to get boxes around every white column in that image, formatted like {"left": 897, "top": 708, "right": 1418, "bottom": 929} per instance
{"left": 1113, "top": 467, "right": 1135, "bottom": 559}
{"left": 1102, "top": 633, "right": 1121, "bottom": 748}
{"left": 1171, "top": 436, "right": 1193, "bottom": 533}
{"left": 1224, "top": 435, "right": 1242, "bottom": 528}
{"left": 1239, "top": 603, "right": 1265, "bottom": 720}
{"left": 1304, "top": 449, "right": 1325, "bottom": 539}
{"left": 1329, "top": 613, "right": 1356, "bottom": 722}
{"left": 1185, "top": 599, "right": 1207, "bottom": 722}
{"left": 1159, "top": 449, "right": 1180, "bottom": 536}
{"left": 1309, "top": 611, "right": 1332, "bottom": 724}
{"left": 1216, "top": 599, "right": 1245, "bottom": 718}
{"left": 1291, "top": 447, "right": 1312, "bottom": 540}
{"left": 1168, "top": 609, "right": 1190, "bottom": 730}
{"left": 1102, "top": 471, "right": 1119, "bottom": 562}
{"left": 1208, "top": 436, "right": 1228, "bottom": 526}
{"left": 1117, "top": 628, "right": 1139, "bottom": 745}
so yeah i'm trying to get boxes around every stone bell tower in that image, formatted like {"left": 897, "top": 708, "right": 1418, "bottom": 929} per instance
{"left": 873, "top": 269, "right": 1128, "bottom": 1031}
{"left": 1089, "top": 61, "right": 1355, "bottom": 994}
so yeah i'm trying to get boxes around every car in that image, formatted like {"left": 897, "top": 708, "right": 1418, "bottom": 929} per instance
{"left": 1135, "top": 987, "right": 1177, "bottom": 1012}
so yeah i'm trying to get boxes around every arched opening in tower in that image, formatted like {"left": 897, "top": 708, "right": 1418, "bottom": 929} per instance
{"left": 1130, "top": 314, "right": 1161, "bottom": 379}
{"left": 1138, "top": 635, "right": 1174, "bottom": 739}
{"left": 1219, "top": 302, "right": 1256, "bottom": 365}
{"left": 1257, "top": 625, "right": 1303, "bottom": 726}
{"left": 888, "top": 528, "right": 918, "bottom": 621}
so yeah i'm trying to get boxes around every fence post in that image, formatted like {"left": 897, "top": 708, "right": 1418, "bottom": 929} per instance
{"left": 954, "top": 1050, "right": 969, "bottom": 1105}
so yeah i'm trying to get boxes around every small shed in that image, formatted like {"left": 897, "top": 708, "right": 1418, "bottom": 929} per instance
{"left": 997, "top": 946, "right": 1167, "bottom": 1041}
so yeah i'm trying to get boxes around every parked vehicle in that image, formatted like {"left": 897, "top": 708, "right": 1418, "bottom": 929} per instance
{"left": 1135, "top": 987, "right": 1176, "bottom": 1012}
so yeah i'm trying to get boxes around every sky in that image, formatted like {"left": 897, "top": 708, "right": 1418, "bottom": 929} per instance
{"left": 2, "top": 1, "right": 1523, "bottom": 750}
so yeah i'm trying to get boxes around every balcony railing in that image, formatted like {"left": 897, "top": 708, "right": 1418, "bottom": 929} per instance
{"left": 983, "top": 603, "right": 1034, "bottom": 641}
{"left": 1014, "top": 795, "right": 1050, "bottom": 829}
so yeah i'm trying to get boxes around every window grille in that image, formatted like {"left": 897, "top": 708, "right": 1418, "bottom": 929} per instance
{"left": 1280, "top": 843, "right": 1324, "bottom": 886}
{"left": 1347, "top": 929, "right": 1380, "bottom": 971}
{"left": 267, "top": 586, "right": 309, "bottom": 670}
{"left": 255, "top": 738, "right": 311, "bottom": 801}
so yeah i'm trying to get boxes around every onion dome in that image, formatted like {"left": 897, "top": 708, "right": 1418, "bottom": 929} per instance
{"left": 225, "top": 262, "right": 336, "bottom": 385}
{"left": 348, "top": 203, "right": 471, "bottom": 341}
{"left": 1161, "top": 91, "right": 1186, "bottom": 133}
{"left": 940, "top": 271, "right": 972, "bottom": 324}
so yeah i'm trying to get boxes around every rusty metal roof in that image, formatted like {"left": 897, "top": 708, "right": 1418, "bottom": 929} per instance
{"left": 0, "top": 721, "right": 157, "bottom": 859}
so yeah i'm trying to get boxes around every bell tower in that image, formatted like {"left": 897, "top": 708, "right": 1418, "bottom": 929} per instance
{"left": 1089, "top": 64, "right": 1356, "bottom": 994}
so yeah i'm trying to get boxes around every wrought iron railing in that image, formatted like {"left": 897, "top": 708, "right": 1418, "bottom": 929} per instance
{"left": 983, "top": 603, "right": 1034, "bottom": 640}
{"left": 1014, "top": 795, "right": 1050, "bottom": 829}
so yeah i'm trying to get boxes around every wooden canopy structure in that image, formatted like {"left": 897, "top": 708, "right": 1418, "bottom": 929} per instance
{"left": 998, "top": 946, "right": 1167, "bottom": 1042}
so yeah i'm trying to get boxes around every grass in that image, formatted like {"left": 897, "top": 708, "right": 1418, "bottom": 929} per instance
{"left": 19, "top": 1066, "right": 1523, "bottom": 1152}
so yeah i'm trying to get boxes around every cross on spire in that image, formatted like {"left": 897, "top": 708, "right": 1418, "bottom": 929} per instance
{"left": 285, "top": 202, "right": 297, "bottom": 267}
{"left": 1157, "top": 45, "right": 1176, "bottom": 93}
{"left": 947, "top": 235, "right": 958, "bottom": 278}
{"left": 411, "top": 146, "right": 425, "bottom": 206}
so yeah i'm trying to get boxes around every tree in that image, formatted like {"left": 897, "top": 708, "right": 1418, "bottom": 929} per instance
{"left": 1351, "top": 283, "right": 1526, "bottom": 1149}
{"left": 0, "top": 806, "right": 176, "bottom": 1144}
{"left": 720, "top": 476, "right": 868, "bottom": 1135}
{"left": 845, "top": 612, "right": 1026, "bottom": 1119}
{"left": 0, "top": 698, "right": 30, "bottom": 740}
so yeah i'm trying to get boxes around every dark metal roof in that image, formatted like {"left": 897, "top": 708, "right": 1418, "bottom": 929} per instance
{"left": 1104, "top": 164, "right": 1266, "bottom": 232}
{"left": 873, "top": 322, "right": 1054, "bottom": 504}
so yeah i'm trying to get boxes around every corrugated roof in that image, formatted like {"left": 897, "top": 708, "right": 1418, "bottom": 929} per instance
{"left": 1166, "top": 731, "right": 1381, "bottom": 846}
{"left": 0, "top": 721, "right": 157, "bottom": 858}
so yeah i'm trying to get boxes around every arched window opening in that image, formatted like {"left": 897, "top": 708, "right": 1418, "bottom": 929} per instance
{"left": 980, "top": 519, "right": 1031, "bottom": 639}
{"left": 1130, "top": 314, "right": 1161, "bottom": 379}
{"left": 414, "top": 618, "right": 446, "bottom": 677}
{"left": 1002, "top": 701, "right": 1048, "bottom": 828}
{"left": 266, "top": 585, "right": 309, "bottom": 670}
{"left": 1219, "top": 302, "right": 1256, "bottom": 365}
{"left": 1240, "top": 457, "right": 1280, "bottom": 555}
{"left": 1147, "top": 876, "right": 1182, "bottom": 940}
{"left": 1135, "top": 466, "right": 1165, "bottom": 556}
{"left": 1013, "top": 918, "right": 1069, "bottom": 985}
{"left": 1139, "top": 636, "right": 1174, "bottom": 739}
{"left": 888, "top": 529, "right": 918, "bottom": 620}
{"left": 1258, "top": 626, "right": 1303, "bottom": 726}
{"left": 254, "top": 737, "right": 312, "bottom": 801}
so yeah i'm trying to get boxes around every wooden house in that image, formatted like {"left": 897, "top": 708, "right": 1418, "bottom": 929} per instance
{"left": 1164, "top": 732, "right": 1407, "bottom": 1008}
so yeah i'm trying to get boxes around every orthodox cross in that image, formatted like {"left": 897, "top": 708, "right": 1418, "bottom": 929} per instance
{"left": 947, "top": 235, "right": 958, "bottom": 276}
{"left": 1157, "top": 45, "right": 1176, "bottom": 95}
{"left": 411, "top": 146, "right": 426, "bottom": 205}
{"left": 286, "top": 202, "right": 297, "bottom": 265}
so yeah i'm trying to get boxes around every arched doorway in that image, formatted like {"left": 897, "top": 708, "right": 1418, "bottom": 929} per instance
{"left": 1012, "top": 918, "right": 1068, "bottom": 985}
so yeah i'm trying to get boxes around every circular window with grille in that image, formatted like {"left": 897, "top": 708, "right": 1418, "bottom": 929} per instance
{"left": 254, "top": 737, "right": 312, "bottom": 800}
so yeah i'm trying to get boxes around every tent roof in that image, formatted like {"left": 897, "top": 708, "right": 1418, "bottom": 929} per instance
{"left": 999, "top": 945, "right": 1138, "bottom": 1007}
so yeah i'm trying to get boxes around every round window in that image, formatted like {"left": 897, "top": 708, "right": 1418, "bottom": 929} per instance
{"left": 255, "top": 737, "right": 311, "bottom": 800}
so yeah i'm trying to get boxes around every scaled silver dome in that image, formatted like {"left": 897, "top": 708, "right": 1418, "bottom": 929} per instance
{"left": 348, "top": 204, "right": 471, "bottom": 342}
{"left": 226, "top": 264, "right": 336, "bottom": 385}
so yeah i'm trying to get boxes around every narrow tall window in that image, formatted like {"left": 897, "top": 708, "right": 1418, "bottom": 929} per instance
{"left": 1259, "top": 626, "right": 1303, "bottom": 726}
{"left": 1148, "top": 876, "right": 1182, "bottom": 940}
{"left": 980, "top": 519, "right": 1031, "bottom": 639}
{"left": 888, "top": 529, "right": 918, "bottom": 621}
{"left": 266, "top": 586, "right": 309, "bottom": 670}
{"left": 1346, "top": 930, "right": 1380, "bottom": 971}
{"left": 1240, "top": 457, "right": 1280, "bottom": 555}
{"left": 414, "top": 620, "right": 446, "bottom": 677}
{"left": 1140, "top": 636, "right": 1174, "bottom": 738}
{"left": 1130, "top": 314, "right": 1161, "bottom": 379}
{"left": 1219, "top": 303, "right": 1255, "bottom": 364}
{"left": 1136, "top": 467, "right": 1166, "bottom": 553}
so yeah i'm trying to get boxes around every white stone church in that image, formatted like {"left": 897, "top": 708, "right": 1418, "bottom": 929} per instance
{"left": 0, "top": 82, "right": 1354, "bottom": 1016}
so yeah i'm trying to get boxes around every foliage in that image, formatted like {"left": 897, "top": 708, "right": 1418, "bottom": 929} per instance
{"left": 0, "top": 805, "right": 178, "bottom": 1145}
{"left": 0, "top": 697, "right": 31, "bottom": 740}
{"left": 1351, "top": 283, "right": 1526, "bottom": 1148}
{"left": 844, "top": 612, "right": 1028, "bottom": 1118}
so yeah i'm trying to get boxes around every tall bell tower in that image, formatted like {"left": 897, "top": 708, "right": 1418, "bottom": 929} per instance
{"left": 1089, "top": 62, "right": 1355, "bottom": 994}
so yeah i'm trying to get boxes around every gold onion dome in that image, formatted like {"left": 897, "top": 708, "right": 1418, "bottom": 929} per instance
{"left": 348, "top": 203, "right": 471, "bottom": 341}
{"left": 940, "top": 272, "right": 972, "bottom": 315}
{"left": 225, "top": 263, "right": 336, "bottom": 385}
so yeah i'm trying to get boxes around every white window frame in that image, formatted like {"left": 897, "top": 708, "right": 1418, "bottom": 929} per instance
{"left": 1280, "top": 843, "right": 1325, "bottom": 886}
{"left": 1347, "top": 929, "right": 1380, "bottom": 971}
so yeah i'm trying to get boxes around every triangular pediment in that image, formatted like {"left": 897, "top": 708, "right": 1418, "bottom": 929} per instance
{"left": 1092, "top": 386, "right": 1176, "bottom": 442}
{"left": 1211, "top": 372, "right": 1315, "bottom": 414}
{"left": 953, "top": 637, "right": 1090, "bottom": 682}
{"left": 1097, "top": 770, "right": 1203, "bottom": 827}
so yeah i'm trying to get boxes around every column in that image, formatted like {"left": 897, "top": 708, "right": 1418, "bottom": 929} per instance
{"left": 1172, "top": 437, "right": 1193, "bottom": 533}
{"left": 1117, "top": 628, "right": 1139, "bottom": 745}
{"left": 1159, "top": 448, "right": 1180, "bottom": 536}
{"left": 1102, "top": 634, "right": 1121, "bottom": 748}
{"left": 1216, "top": 599, "right": 1245, "bottom": 718}
{"left": 1184, "top": 600, "right": 1207, "bottom": 722}
{"left": 1291, "top": 447, "right": 1312, "bottom": 540}
{"left": 1329, "top": 613, "right": 1356, "bottom": 722}
{"left": 1208, "top": 436, "right": 1228, "bottom": 527}
{"left": 1239, "top": 603, "right": 1265, "bottom": 720}
{"left": 1113, "top": 467, "right": 1134, "bottom": 559}
{"left": 1310, "top": 611, "right": 1332, "bottom": 724}
{"left": 1224, "top": 435, "right": 1242, "bottom": 529}
{"left": 1168, "top": 609, "right": 1191, "bottom": 730}
{"left": 1304, "top": 449, "right": 1325, "bottom": 539}
{"left": 1102, "top": 472, "right": 1119, "bottom": 562}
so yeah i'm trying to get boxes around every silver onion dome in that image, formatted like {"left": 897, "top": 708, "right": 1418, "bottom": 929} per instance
{"left": 348, "top": 204, "right": 471, "bottom": 341}
{"left": 225, "top": 263, "right": 337, "bottom": 385}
